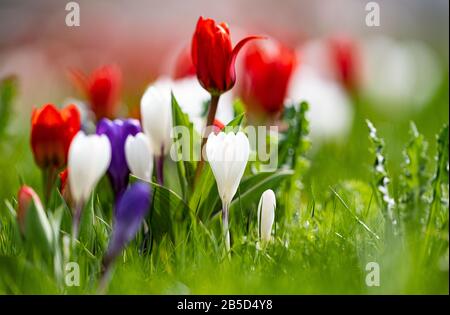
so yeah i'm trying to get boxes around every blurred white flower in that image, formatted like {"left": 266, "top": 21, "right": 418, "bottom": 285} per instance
{"left": 125, "top": 132, "right": 154, "bottom": 182}
{"left": 140, "top": 78, "right": 173, "bottom": 156}
{"left": 68, "top": 131, "right": 111, "bottom": 205}
{"left": 361, "top": 36, "right": 441, "bottom": 112}
{"left": 287, "top": 65, "right": 353, "bottom": 142}
{"left": 258, "top": 189, "right": 276, "bottom": 243}
{"left": 140, "top": 76, "right": 234, "bottom": 155}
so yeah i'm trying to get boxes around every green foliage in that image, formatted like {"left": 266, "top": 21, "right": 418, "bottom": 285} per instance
{"left": 0, "top": 76, "right": 17, "bottom": 138}
{"left": 278, "top": 102, "right": 311, "bottom": 222}
{"left": 0, "top": 88, "right": 448, "bottom": 294}
{"left": 366, "top": 120, "right": 398, "bottom": 237}
{"left": 399, "top": 122, "right": 430, "bottom": 235}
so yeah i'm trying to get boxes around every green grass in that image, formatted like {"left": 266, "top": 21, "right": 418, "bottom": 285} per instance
{"left": 0, "top": 75, "right": 448, "bottom": 295}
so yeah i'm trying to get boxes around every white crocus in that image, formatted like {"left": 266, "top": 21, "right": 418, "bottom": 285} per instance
{"left": 140, "top": 78, "right": 173, "bottom": 156}
{"left": 257, "top": 189, "right": 276, "bottom": 243}
{"left": 68, "top": 131, "right": 111, "bottom": 239}
{"left": 287, "top": 65, "right": 353, "bottom": 142}
{"left": 68, "top": 131, "right": 111, "bottom": 206}
{"left": 206, "top": 131, "right": 250, "bottom": 251}
{"left": 125, "top": 132, "right": 154, "bottom": 182}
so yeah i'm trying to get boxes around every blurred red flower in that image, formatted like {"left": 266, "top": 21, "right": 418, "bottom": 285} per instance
{"left": 191, "top": 16, "right": 262, "bottom": 95}
{"left": 31, "top": 104, "right": 80, "bottom": 169}
{"left": 71, "top": 65, "right": 122, "bottom": 120}
{"left": 173, "top": 46, "right": 196, "bottom": 79}
{"left": 328, "top": 36, "right": 360, "bottom": 90}
{"left": 240, "top": 40, "right": 297, "bottom": 119}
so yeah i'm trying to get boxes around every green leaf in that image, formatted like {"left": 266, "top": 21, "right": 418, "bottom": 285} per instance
{"left": 24, "top": 195, "right": 54, "bottom": 254}
{"left": 366, "top": 119, "right": 398, "bottom": 237}
{"left": 278, "top": 102, "right": 311, "bottom": 221}
{"left": 206, "top": 170, "right": 294, "bottom": 224}
{"left": 278, "top": 102, "right": 311, "bottom": 168}
{"left": 171, "top": 92, "right": 200, "bottom": 198}
{"left": 425, "top": 124, "right": 449, "bottom": 235}
{"left": 0, "top": 255, "right": 58, "bottom": 294}
{"left": 132, "top": 176, "right": 192, "bottom": 242}
{"left": 399, "top": 122, "right": 429, "bottom": 230}
{"left": 0, "top": 75, "right": 17, "bottom": 138}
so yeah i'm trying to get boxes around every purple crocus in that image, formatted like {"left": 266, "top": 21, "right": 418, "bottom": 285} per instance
{"left": 103, "top": 182, "right": 151, "bottom": 269}
{"left": 96, "top": 118, "right": 141, "bottom": 198}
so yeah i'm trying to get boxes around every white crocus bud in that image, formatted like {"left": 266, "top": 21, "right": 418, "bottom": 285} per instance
{"left": 68, "top": 131, "right": 111, "bottom": 206}
{"left": 206, "top": 131, "right": 250, "bottom": 251}
{"left": 140, "top": 78, "right": 173, "bottom": 157}
{"left": 125, "top": 132, "right": 154, "bottom": 182}
{"left": 257, "top": 189, "right": 276, "bottom": 243}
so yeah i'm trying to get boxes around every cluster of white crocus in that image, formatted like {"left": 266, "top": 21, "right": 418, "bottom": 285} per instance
{"left": 68, "top": 131, "right": 111, "bottom": 206}
{"left": 140, "top": 76, "right": 233, "bottom": 144}
{"left": 125, "top": 132, "right": 153, "bottom": 182}
{"left": 206, "top": 131, "right": 250, "bottom": 251}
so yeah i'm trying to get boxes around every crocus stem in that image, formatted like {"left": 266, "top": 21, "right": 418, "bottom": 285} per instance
{"left": 155, "top": 149, "right": 164, "bottom": 185}
{"left": 195, "top": 94, "right": 220, "bottom": 182}
{"left": 71, "top": 202, "right": 83, "bottom": 248}
{"left": 222, "top": 201, "right": 231, "bottom": 254}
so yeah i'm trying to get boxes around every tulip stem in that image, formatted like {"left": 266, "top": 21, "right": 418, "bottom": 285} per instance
{"left": 195, "top": 94, "right": 220, "bottom": 183}
{"left": 43, "top": 166, "right": 57, "bottom": 206}
{"left": 222, "top": 202, "right": 231, "bottom": 254}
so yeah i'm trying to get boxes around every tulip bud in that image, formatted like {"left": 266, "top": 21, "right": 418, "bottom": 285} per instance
{"left": 191, "top": 16, "right": 263, "bottom": 95}
{"left": 96, "top": 118, "right": 141, "bottom": 197}
{"left": 68, "top": 131, "right": 111, "bottom": 206}
{"left": 17, "top": 186, "right": 36, "bottom": 234}
{"left": 31, "top": 103, "right": 81, "bottom": 170}
{"left": 240, "top": 40, "right": 296, "bottom": 120}
{"left": 17, "top": 186, "right": 53, "bottom": 250}
{"left": 103, "top": 182, "right": 151, "bottom": 268}
{"left": 125, "top": 132, "right": 154, "bottom": 182}
{"left": 257, "top": 189, "right": 276, "bottom": 242}
{"left": 206, "top": 131, "right": 250, "bottom": 250}
{"left": 140, "top": 79, "right": 173, "bottom": 156}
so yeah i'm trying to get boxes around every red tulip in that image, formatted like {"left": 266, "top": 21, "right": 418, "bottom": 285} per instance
{"left": 328, "top": 36, "right": 360, "bottom": 90}
{"left": 31, "top": 104, "right": 81, "bottom": 170}
{"left": 71, "top": 65, "right": 122, "bottom": 120}
{"left": 191, "top": 16, "right": 262, "bottom": 95}
{"left": 240, "top": 40, "right": 296, "bottom": 117}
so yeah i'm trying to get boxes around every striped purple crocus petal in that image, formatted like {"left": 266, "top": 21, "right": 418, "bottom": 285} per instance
{"left": 96, "top": 118, "right": 141, "bottom": 198}
{"left": 104, "top": 182, "right": 151, "bottom": 266}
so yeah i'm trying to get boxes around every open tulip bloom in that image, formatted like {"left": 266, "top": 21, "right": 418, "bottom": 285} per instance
{"left": 68, "top": 131, "right": 111, "bottom": 239}
{"left": 206, "top": 131, "right": 250, "bottom": 251}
